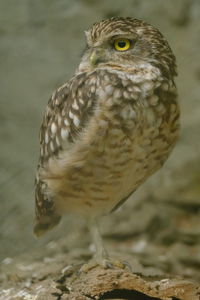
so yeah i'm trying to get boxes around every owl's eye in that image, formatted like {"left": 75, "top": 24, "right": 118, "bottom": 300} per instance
{"left": 114, "top": 38, "right": 131, "bottom": 51}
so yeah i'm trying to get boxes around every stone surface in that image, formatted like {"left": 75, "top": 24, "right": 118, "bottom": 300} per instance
{"left": 0, "top": 246, "right": 199, "bottom": 299}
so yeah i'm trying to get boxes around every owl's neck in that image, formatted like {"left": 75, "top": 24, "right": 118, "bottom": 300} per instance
{"left": 77, "top": 61, "right": 163, "bottom": 84}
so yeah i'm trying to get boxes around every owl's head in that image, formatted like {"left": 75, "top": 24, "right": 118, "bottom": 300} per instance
{"left": 78, "top": 17, "right": 177, "bottom": 79}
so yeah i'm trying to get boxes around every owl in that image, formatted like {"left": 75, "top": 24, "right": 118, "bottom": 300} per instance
{"left": 34, "top": 17, "right": 179, "bottom": 263}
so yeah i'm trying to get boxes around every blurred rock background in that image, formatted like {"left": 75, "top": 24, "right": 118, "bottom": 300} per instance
{"left": 0, "top": 0, "right": 199, "bottom": 278}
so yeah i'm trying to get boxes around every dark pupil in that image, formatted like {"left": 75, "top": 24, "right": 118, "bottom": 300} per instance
{"left": 118, "top": 41, "right": 126, "bottom": 48}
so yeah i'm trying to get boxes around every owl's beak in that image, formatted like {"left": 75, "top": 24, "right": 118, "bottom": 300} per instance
{"left": 78, "top": 48, "right": 106, "bottom": 73}
{"left": 89, "top": 48, "right": 105, "bottom": 67}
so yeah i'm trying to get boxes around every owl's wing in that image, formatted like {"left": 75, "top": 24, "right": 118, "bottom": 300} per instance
{"left": 34, "top": 72, "right": 97, "bottom": 236}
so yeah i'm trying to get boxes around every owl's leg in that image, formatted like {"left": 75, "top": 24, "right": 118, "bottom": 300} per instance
{"left": 80, "top": 218, "right": 128, "bottom": 272}
{"left": 90, "top": 218, "right": 108, "bottom": 261}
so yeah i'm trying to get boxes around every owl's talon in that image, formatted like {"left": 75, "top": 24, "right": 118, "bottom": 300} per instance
{"left": 78, "top": 258, "right": 131, "bottom": 273}
{"left": 121, "top": 260, "right": 133, "bottom": 272}
{"left": 104, "top": 260, "right": 114, "bottom": 269}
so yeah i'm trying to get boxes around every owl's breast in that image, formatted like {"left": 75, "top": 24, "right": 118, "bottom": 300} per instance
{"left": 44, "top": 69, "right": 179, "bottom": 217}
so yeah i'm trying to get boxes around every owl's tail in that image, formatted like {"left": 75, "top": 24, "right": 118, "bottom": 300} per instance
{"left": 34, "top": 177, "right": 62, "bottom": 237}
{"left": 34, "top": 215, "right": 61, "bottom": 237}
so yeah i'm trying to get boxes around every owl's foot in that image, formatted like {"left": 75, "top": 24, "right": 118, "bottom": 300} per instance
{"left": 79, "top": 257, "right": 132, "bottom": 273}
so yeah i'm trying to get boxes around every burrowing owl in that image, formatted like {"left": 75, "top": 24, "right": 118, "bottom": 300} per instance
{"left": 34, "top": 17, "right": 179, "bottom": 261}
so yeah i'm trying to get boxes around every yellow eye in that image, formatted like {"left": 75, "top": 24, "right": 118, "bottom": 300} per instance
{"left": 114, "top": 38, "right": 131, "bottom": 51}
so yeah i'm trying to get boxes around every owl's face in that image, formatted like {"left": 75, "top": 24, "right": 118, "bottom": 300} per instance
{"left": 78, "top": 17, "right": 176, "bottom": 78}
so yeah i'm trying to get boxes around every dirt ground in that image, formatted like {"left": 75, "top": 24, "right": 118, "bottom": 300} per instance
{"left": 0, "top": 0, "right": 200, "bottom": 298}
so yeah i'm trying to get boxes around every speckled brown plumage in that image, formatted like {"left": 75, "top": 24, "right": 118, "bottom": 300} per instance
{"left": 34, "top": 17, "right": 180, "bottom": 237}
